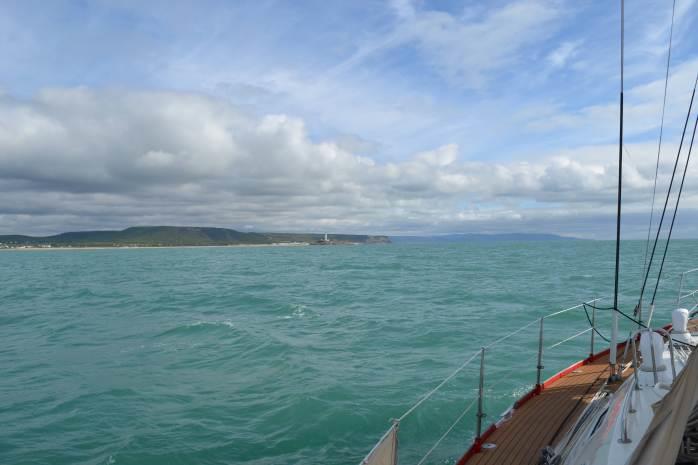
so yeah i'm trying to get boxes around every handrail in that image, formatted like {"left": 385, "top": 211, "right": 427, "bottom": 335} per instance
{"left": 678, "top": 288, "right": 698, "bottom": 319}
{"left": 544, "top": 298, "right": 603, "bottom": 319}
{"left": 359, "top": 270, "right": 697, "bottom": 464}
{"left": 358, "top": 297, "right": 607, "bottom": 464}
{"left": 397, "top": 350, "right": 481, "bottom": 422}
{"left": 483, "top": 319, "right": 539, "bottom": 350}
{"left": 677, "top": 268, "right": 698, "bottom": 306}
{"left": 415, "top": 398, "right": 478, "bottom": 465}
{"left": 679, "top": 288, "right": 698, "bottom": 302}
{"left": 481, "top": 298, "right": 603, "bottom": 351}
{"left": 398, "top": 297, "right": 606, "bottom": 423}
{"left": 547, "top": 327, "right": 593, "bottom": 350}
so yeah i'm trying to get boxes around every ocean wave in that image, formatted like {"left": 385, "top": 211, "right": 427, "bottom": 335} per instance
{"left": 281, "top": 304, "right": 309, "bottom": 319}
{"left": 6, "top": 240, "right": 695, "bottom": 465}
{"left": 188, "top": 320, "right": 235, "bottom": 329}
{"left": 157, "top": 320, "right": 235, "bottom": 337}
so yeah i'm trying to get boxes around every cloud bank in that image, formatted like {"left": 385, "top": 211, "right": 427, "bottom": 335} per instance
{"left": 1, "top": 88, "right": 697, "bottom": 238}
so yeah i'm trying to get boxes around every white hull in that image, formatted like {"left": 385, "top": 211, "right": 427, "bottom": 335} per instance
{"left": 551, "top": 331, "right": 696, "bottom": 465}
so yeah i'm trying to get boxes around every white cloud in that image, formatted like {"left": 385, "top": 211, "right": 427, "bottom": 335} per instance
{"left": 525, "top": 57, "right": 698, "bottom": 139}
{"left": 332, "top": 0, "right": 563, "bottom": 88}
{"left": 547, "top": 40, "right": 582, "bottom": 68}
{"left": 414, "top": 0, "right": 561, "bottom": 87}
{"left": 642, "top": 0, "right": 697, "bottom": 54}
{"left": 1, "top": 88, "right": 697, "bottom": 238}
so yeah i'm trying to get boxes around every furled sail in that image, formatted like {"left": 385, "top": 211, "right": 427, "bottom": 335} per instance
{"left": 628, "top": 347, "right": 698, "bottom": 465}
{"left": 360, "top": 423, "right": 398, "bottom": 465}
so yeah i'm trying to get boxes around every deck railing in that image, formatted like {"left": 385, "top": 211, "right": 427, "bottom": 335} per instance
{"left": 360, "top": 271, "right": 698, "bottom": 465}
{"left": 359, "top": 297, "right": 605, "bottom": 465}
{"left": 677, "top": 268, "right": 698, "bottom": 311}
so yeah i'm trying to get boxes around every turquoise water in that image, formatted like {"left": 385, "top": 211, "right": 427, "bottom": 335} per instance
{"left": 2, "top": 241, "right": 697, "bottom": 465}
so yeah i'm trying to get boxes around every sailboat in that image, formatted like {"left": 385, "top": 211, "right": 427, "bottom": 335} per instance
{"left": 358, "top": 1, "right": 698, "bottom": 464}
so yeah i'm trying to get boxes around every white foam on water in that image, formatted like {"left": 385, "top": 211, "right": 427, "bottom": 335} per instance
{"left": 187, "top": 320, "right": 235, "bottom": 329}
{"left": 280, "top": 304, "right": 308, "bottom": 319}
{"left": 291, "top": 304, "right": 306, "bottom": 318}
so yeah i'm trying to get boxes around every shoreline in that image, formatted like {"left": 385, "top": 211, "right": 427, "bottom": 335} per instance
{"left": 0, "top": 243, "right": 312, "bottom": 251}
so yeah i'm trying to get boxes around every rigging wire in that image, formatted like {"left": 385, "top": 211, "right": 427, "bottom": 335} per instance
{"left": 640, "top": 0, "right": 678, "bottom": 305}
{"left": 650, "top": 102, "right": 698, "bottom": 305}
{"left": 638, "top": 74, "right": 698, "bottom": 307}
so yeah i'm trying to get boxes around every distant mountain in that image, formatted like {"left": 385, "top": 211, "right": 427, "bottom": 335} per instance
{"left": 0, "top": 226, "right": 390, "bottom": 247}
{"left": 390, "top": 233, "right": 578, "bottom": 243}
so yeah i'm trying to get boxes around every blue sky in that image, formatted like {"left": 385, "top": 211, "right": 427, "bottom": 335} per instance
{"left": 0, "top": 0, "right": 697, "bottom": 237}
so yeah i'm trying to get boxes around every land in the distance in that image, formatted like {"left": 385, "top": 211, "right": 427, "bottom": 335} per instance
{"left": 0, "top": 226, "right": 391, "bottom": 249}
{"left": 0, "top": 227, "right": 583, "bottom": 250}
{"left": 390, "top": 233, "right": 577, "bottom": 243}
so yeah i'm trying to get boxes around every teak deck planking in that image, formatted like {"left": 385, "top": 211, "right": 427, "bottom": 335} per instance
{"left": 461, "top": 320, "right": 698, "bottom": 465}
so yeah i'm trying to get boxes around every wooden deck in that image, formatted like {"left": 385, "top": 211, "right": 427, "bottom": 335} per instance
{"left": 460, "top": 349, "right": 621, "bottom": 465}
{"left": 459, "top": 320, "right": 698, "bottom": 465}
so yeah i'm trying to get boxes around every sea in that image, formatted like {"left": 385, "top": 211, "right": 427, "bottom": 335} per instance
{"left": 2, "top": 240, "right": 697, "bottom": 465}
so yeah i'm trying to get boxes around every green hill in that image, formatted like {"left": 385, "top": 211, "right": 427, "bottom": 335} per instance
{"left": 0, "top": 226, "right": 390, "bottom": 247}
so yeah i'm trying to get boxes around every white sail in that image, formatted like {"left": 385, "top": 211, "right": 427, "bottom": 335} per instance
{"left": 360, "top": 423, "right": 398, "bottom": 465}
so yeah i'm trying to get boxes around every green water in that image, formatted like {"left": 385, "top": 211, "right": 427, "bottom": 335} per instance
{"left": 2, "top": 241, "right": 697, "bottom": 465}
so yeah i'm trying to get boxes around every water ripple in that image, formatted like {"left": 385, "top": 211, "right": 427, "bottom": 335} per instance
{"left": 1, "top": 241, "right": 696, "bottom": 465}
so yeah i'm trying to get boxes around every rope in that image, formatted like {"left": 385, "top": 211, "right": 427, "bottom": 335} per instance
{"left": 585, "top": 303, "right": 616, "bottom": 311}
{"left": 642, "top": 0, "right": 677, "bottom": 298}
{"left": 584, "top": 303, "right": 611, "bottom": 342}
{"left": 415, "top": 398, "right": 478, "bottom": 465}
{"left": 589, "top": 303, "right": 697, "bottom": 349}
{"left": 397, "top": 350, "right": 480, "bottom": 422}
{"left": 651, "top": 101, "right": 698, "bottom": 304}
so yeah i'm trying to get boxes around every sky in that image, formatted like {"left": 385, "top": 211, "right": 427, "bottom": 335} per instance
{"left": 0, "top": 0, "right": 697, "bottom": 238}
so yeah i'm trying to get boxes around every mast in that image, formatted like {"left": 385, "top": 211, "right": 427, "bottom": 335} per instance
{"left": 610, "top": 0, "right": 624, "bottom": 380}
